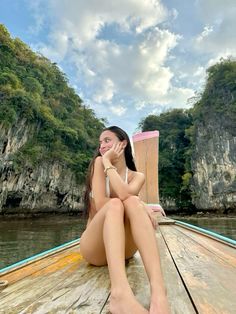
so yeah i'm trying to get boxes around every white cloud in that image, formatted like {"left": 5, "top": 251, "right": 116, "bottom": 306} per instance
{"left": 194, "top": 1, "right": 236, "bottom": 55}
{"left": 166, "top": 87, "right": 194, "bottom": 108}
{"left": 207, "top": 51, "right": 236, "bottom": 68}
{"left": 135, "top": 101, "right": 146, "bottom": 111}
{"left": 196, "top": 25, "right": 214, "bottom": 43}
{"left": 193, "top": 66, "right": 205, "bottom": 77}
{"left": 196, "top": 0, "right": 236, "bottom": 22}
{"left": 33, "top": 32, "right": 69, "bottom": 62}
{"left": 27, "top": 0, "right": 45, "bottom": 34}
{"left": 28, "top": 0, "right": 226, "bottom": 134}
{"left": 45, "top": 0, "right": 167, "bottom": 45}
{"left": 29, "top": 1, "right": 184, "bottom": 109}
{"left": 93, "top": 78, "right": 115, "bottom": 103}
{"left": 144, "top": 86, "right": 194, "bottom": 109}
{"left": 97, "top": 28, "right": 181, "bottom": 104}
{"left": 110, "top": 105, "right": 127, "bottom": 116}
{"left": 171, "top": 8, "right": 178, "bottom": 20}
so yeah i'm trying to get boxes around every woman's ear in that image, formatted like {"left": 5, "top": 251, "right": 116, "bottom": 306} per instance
{"left": 122, "top": 140, "right": 127, "bottom": 148}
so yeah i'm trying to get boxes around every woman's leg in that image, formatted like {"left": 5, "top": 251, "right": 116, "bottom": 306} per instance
{"left": 123, "top": 196, "right": 170, "bottom": 314}
{"left": 80, "top": 198, "right": 148, "bottom": 314}
{"left": 80, "top": 198, "right": 116, "bottom": 266}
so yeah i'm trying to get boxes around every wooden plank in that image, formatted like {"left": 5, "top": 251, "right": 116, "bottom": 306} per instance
{"left": 157, "top": 217, "right": 175, "bottom": 225}
{"left": 160, "top": 225, "right": 236, "bottom": 314}
{"left": 0, "top": 239, "right": 81, "bottom": 277}
{"left": 175, "top": 225, "right": 236, "bottom": 268}
{"left": 0, "top": 251, "right": 84, "bottom": 312}
{"left": 0, "top": 244, "right": 81, "bottom": 285}
{"left": 126, "top": 253, "right": 150, "bottom": 310}
{"left": 19, "top": 263, "right": 110, "bottom": 314}
{"left": 155, "top": 229, "right": 196, "bottom": 313}
{"left": 148, "top": 209, "right": 175, "bottom": 225}
{"left": 0, "top": 247, "right": 82, "bottom": 299}
{"left": 102, "top": 228, "right": 196, "bottom": 314}
{"left": 0, "top": 249, "right": 110, "bottom": 313}
{"left": 174, "top": 221, "right": 236, "bottom": 248}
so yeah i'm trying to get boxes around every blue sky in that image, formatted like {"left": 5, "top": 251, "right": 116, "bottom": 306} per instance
{"left": 1, "top": 0, "right": 236, "bottom": 137}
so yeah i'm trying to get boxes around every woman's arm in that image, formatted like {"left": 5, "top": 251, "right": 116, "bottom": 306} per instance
{"left": 103, "top": 157, "right": 145, "bottom": 200}
{"left": 102, "top": 143, "right": 145, "bottom": 200}
{"left": 91, "top": 156, "right": 111, "bottom": 211}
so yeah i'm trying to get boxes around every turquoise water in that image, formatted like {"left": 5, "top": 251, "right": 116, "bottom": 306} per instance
{"left": 0, "top": 215, "right": 235, "bottom": 269}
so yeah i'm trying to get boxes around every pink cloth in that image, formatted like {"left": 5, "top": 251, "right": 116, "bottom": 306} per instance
{"left": 132, "top": 130, "right": 159, "bottom": 142}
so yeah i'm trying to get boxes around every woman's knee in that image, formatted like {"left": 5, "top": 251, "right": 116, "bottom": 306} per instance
{"left": 123, "top": 195, "right": 145, "bottom": 215}
{"left": 106, "top": 198, "right": 124, "bottom": 214}
{"left": 103, "top": 198, "right": 125, "bottom": 222}
{"left": 108, "top": 197, "right": 123, "bottom": 206}
{"left": 123, "top": 195, "right": 142, "bottom": 208}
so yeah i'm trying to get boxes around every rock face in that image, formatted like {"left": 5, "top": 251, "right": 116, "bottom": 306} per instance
{"left": 192, "top": 119, "right": 236, "bottom": 213}
{"left": 0, "top": 119, "right": 84, "bottom": 214}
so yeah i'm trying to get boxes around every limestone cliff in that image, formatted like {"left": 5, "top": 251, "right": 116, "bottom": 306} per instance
{"left": 192, "top": 121, "right": 236, "bottom": 212}
{"left": 191, "top": 60, "right": 236, "bottom": 213}
{"left": 0, "top": 119, "right": 83, "bottom": 214}
{"left": 0, "top": 25, "right": 105, "bottom": 215}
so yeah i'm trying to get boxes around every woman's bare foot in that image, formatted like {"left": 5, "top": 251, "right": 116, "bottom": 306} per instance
{"left": 110, "top": 289, "right": 148, "bottom": 314}
{"left": 149, "top": 295, "right": 171, "bottom": 314}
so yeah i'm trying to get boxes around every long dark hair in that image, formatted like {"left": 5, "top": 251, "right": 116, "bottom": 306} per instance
{"left": 83, "top": 126, "right": 137, "bottom": 217}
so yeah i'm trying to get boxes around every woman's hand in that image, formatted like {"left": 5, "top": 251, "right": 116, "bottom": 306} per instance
{"left": 102, "top": 142, "right": 124, "bottom": 163}
{"left": 142, "top": 202, "right": 158, "bottom": 230}
{"left": 155, "top": 204, "right": 166, "bottom": 217}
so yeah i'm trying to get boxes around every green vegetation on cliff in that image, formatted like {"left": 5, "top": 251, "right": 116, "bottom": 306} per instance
{"left": 0, "top": 24, "right": 104, "bottom": 182}
{"left": 193, "top": 58, "right": 236, "bottom": 134}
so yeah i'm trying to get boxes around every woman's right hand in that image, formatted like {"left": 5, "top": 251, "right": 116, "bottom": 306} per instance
{"left": 102, "top": 142, "right": 124, "bottom": 163}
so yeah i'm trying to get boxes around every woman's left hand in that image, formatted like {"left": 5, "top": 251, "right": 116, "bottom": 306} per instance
{"left": 142, "top": 202, "right": 158, "bottom": 230}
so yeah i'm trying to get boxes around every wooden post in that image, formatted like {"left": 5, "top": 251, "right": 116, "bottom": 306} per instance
{"left": 132, "top": 131, "right": 162, "bottom": 212}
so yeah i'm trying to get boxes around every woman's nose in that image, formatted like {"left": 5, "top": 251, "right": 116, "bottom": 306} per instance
{"left": 100, "top": 142, "right": 106, "bottom": 149}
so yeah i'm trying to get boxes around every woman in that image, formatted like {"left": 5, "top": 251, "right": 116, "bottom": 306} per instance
{"left": 80, "top": 126, "right": 170, "bottom": 314}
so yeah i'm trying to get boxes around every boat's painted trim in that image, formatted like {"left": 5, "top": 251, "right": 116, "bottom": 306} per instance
{"left": 132, "top": 130, "right": 159, "bottom": 142}
{"left": 0, "top": 237, "right": 80, "bottom": 275}
{"left": 147, "top": 203, "right": 162, "bottom": 211}
{"left": 175, "top": 220, "right": 236, "bottom": 247}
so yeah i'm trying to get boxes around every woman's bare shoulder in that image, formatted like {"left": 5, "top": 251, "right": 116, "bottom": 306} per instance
{"left": 94, "top": 156, "right": 103, "bottom": 167}
{"left": 95, "top": 156, "right": 102, "bottom": 162}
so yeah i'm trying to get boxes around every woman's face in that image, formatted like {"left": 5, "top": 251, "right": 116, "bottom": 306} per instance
{"left": 99, "top": 130, "right": 121, "bottom": 155}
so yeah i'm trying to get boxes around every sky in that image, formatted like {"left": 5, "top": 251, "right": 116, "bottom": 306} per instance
{"left": 1, "top": 0, "right": 236, "bottom": 137}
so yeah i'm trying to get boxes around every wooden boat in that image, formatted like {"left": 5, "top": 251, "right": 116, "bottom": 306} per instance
{"left": 0, "top": 131, "right": 236, "bottom": 314}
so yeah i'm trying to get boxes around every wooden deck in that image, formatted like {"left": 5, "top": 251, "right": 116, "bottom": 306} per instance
{"left": 0, "top": 218, "right": 235, "bottom": 314}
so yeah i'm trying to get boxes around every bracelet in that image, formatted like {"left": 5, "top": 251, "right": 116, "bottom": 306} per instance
{"left": 104, "top": 166, "right": 117, "bottom": 176}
